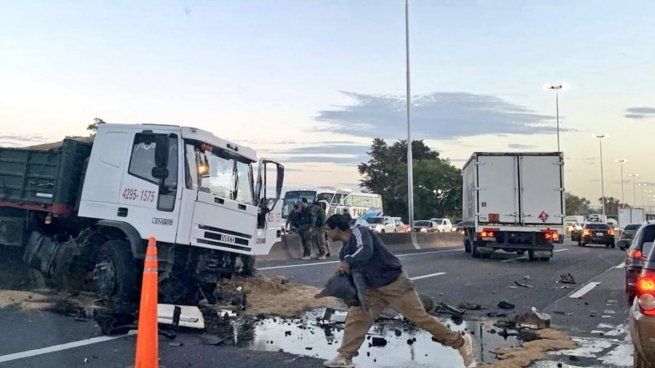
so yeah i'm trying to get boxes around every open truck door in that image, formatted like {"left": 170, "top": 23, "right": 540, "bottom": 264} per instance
{"left": 254, "top": 159, "right": 284, "bottom": 255}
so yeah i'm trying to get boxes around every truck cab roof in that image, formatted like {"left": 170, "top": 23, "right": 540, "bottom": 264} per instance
{"left": 98, "top": 123, "right": 258, "bottom": 162}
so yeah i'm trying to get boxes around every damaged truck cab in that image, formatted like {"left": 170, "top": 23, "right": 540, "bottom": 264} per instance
{"left": 0, "top": 124, "right": 284, "bottom": 303}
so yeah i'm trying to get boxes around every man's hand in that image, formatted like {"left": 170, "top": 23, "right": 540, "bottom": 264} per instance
{"left": 336, "top": 262, "right": 350, "bottom": 274}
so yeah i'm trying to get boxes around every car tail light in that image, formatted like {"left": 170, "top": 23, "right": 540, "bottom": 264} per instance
{"left": 552, "top": 232, "right": 560, "bottom": 241}
{"left": 629, "top": 249, "right": 645, "bottom": 260}
{"left": 637, "top": 269, "right": 655, "bottom": 315}
{"left": 608, "top": 229, "right": 615, "bottom": 236}
{"left": 583, "top": 229, "right": 591, "bottom": 236}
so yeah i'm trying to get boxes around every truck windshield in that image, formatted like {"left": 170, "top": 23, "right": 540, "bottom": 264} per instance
{"left": 184, "top": 141, "right": 254, "bottom": 205}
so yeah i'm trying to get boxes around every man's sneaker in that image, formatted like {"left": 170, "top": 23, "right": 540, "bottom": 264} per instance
{"left": 323, "top": 354, "right": 354, "bottom": 368}
{"left": 317, "top": 255, "right": 327, "bottom": 260}
{"left": 457, "top": 333, "right": 476, "bottom": 367}
{"left": 301, "top": 256, "right": 311, "bottom": 260}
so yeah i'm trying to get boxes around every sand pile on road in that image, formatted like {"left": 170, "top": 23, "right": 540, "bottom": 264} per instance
{"left": 0, "top": 290, "right": 55, "bottom": 310}
{"left": 482, "top": 328, "right": 576, "bottom": 368}
{"left": 220, "top": 275, "right": 344, "bottom": 317}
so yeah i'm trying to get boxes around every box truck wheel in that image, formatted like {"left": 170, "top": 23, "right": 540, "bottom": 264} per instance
{"left": 464, "top": 239, "right": 471, "bottom": 253}
{"left": 471, "top": 241, "right": 481, "bottom": 258}
{"left": 94, "top": 240, "right": 138, "bottom": 301}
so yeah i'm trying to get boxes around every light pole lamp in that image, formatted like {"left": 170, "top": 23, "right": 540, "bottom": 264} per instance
{"left": 616, "top": 159, "right": 628, "bottom": 206}
{"left": 546, "top": 84, "right": 564, "bottom": 152}
{"left": 594, "top": 134, "right": 608, "bottom": 218}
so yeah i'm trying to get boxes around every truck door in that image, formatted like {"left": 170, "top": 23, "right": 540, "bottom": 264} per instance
{"left": 476, "top": 155, "right": 519, "bottom": 224}
{"left": 118, "top": 131, "right": 181, "bottom": 243}
{"left": 519, "top": 155, "right": 564, "bottom": 225}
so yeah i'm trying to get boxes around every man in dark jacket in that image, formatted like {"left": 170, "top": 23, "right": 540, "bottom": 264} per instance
{"left": 322, "top": 214, "right": 475, "bottom": 368}
{"left": 312, "top": 202, "right": 328, "bottom": 259}
{"left": 297, "top": 198, "right": 314, "bottom": 260}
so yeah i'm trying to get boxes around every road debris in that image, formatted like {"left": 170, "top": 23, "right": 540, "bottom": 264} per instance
{"left": 514, "top": 281, "right": 534, "bottom": 288}
{"left": 458, "top": 302, "right": 484, "bottom": 310}
{"left": 515, "top": 307, "right": 551, "bottom": 330}
{"left": 498, "top": 301, "right": 516, "bottom": 310}
{"left": 315, "top": 273, "right": 366, "bottom": 309}
{"left": 559, "top": 273, "right": 576, "bottom": 284}
{"left": 369, "top": 337, "right": 388, "bottom": 347}
{"left": 487, "top": 328, "right": 576, "bottom": 368}
{"left": 418, "top": 293, "right": 434, "bottom": 312}
{"left": 522, "top": 275, "right": 532, "bottom": 281}
{"left": 434, "top": 302, "right": 465, "bottom": 317}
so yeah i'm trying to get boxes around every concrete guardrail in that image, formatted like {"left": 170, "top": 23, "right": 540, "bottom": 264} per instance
{"left": 259, "top": 232, "right": 463, "bottom": 262}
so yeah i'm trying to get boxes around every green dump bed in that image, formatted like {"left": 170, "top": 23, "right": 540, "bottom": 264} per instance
{"left": 0, "top": 138, "right": 92, "bottom": 216}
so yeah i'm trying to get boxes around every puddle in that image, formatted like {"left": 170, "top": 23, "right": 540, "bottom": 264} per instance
{"left": 212, "top": 308, "right": 522, "bottom": 368}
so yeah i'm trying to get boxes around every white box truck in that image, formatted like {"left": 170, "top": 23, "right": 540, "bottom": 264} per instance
{"left": 619, "top": 207, "right": 645, "bottom": 229}
{"left": 462, "top": 152, "right": 565, "bottom": 261}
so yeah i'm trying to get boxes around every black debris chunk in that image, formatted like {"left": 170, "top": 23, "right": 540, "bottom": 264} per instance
{"left": 560, "top": 273, "right": 576, "bottom": 284}
{"left": 370, "top": 337, "right": 387, "bottom": 347}
{"left": 497, "top": 301, "right": 515, "bottom": 310}
{"left": 200, "top": 335, "right": 225, "bottom": 346}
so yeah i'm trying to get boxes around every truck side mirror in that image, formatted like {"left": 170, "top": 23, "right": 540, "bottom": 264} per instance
{"left": 154, "top": 135, "right": 169, "bottom": 168}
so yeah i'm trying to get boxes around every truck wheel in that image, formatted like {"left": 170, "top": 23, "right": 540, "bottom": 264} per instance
{"left": 241, "top": 255, "right": 256, "bottom": 276}
{"left": 528, "top": 250, "right": 537, "bottom": 261}
{"left": 464, "top": 239, "right": 471, "bottom": 253}
{"left": 471, "top": 242, "right": 480, "bottom": 258}
{"left": 94, "top": 240, "right": 138, "bottom": 302}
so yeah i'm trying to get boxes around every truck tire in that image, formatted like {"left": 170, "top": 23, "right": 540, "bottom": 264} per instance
{"left": 471, "top": 241, "right": 481, "bottom": 258}
{"left": 241, "top": 255, "right": 256, "bottom": 276}
{"left": 528, "top": 250, "right": 536, "bottom": 261}
{"left": 464, "top": 239, "right": 471, "bottom": 253}
{"left": 94, "top": 240, "right": 138, "bottom": 302}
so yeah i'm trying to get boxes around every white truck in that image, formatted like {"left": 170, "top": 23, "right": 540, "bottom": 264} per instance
{"left": 462, "top": 152, "right": 565, "bottom": 261}
{"left": 619, "top": 207, "right": 645, "bottom": 229}
{"left": 0, "top": 124, "right": 284, "bottom": 303}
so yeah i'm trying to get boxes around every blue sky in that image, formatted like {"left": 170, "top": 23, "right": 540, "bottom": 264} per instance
{"left": 1, "top": 1, "right": 653, "bottom": 205}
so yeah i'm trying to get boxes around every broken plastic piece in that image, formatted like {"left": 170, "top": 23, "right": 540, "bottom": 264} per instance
{"left": 157, "top": 304, "right": 205, "bottom": 329}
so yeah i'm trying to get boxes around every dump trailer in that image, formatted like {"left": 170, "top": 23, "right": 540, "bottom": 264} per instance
{"left": 462, "top": 152, "right": 565, "bottom": 261}
{"left": 0, "top": 124, "right": 284, "bottom": 303}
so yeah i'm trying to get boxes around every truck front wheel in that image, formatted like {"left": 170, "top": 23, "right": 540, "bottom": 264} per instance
{"left": 94, "top": 240, "right": 138, "bottom": 302}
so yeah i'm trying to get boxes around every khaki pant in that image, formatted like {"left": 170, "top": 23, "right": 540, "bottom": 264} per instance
{"left": 338, "top": 273, "right": 464, "bottom": 359}
{"left": 312, "top": 227, "right": 328, "bottom": 256}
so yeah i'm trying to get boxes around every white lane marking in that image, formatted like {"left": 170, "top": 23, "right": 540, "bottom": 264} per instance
{"left": 0, "top": 331, "right": 136, "bottom": 363}
{"left": 500, "top": 248, "right": 567, "bottom": 263}
{"left": 569, "top": 282, "right": 601, "bottom": 299}
{"left": 258, "top": 248, "right": 462, "bottom": 270}
{"left": 409, "top": 272, "right": 447, "bottom": 281}
{"left": 615, "top": 263, "right": 625, "bottom": 269}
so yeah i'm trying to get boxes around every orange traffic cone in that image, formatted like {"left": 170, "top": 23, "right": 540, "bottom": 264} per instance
{"left": 135, "top": 237, "right": 158, "bottom": 368}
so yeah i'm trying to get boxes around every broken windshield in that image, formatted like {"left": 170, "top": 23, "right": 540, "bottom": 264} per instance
{"left": 185, "top": 141, "right": 254, "bottom": 205}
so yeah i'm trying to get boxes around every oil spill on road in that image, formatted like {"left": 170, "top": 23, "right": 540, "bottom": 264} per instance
{"left": 205, "top": 308, "right": 522, "bottom": 368}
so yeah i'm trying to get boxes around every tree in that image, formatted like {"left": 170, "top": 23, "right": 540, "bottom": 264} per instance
{"left": 87, "top": 118, "right": 107, "bottom": 137}
{"left": 565, "top": 192, "right": 591, "bottom": 215}
{"left": 358, "top": 139, "right": 462, "bottom": 222}
{"left": 599, "top": 196, "right": 623, "bottom": 217}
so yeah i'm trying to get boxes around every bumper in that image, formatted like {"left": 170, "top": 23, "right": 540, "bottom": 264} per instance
{"left": 629, "top": 300, "right": 655, "bottom": 363}
{"left": 581, "top": 236, "right": 614, "bottom": 244}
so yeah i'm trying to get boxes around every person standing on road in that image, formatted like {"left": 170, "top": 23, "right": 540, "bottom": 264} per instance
{"left": 312, "top": 202, "right": 328, "bottom": 259}
{"left": 297, "top": 198, "right": 314, "bottom": 260}
{"left": 286, "top": 204, "right": 301, "bottom": 232}
{"left": 322, "top": 214, "right": 476, "bottom": 368}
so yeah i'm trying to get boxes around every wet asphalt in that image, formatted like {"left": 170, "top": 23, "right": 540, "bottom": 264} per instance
{"left": 0, "top": 240, "right": 631, "bottom": 367}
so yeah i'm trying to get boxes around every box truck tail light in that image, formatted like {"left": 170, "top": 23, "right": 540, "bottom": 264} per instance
{"left": 489, "top": 213, "right": 499, "bottom": 222}
{"left": 552, "top": 232, "right": 560, "bottom": 241}
{"left": 637, "top": 269, "right": 655, "bottom": 315}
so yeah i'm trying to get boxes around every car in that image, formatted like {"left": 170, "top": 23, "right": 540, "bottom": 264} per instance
{"left": 565, "top": 222, "right": 582, "bottom": 234}
{"left": 454, "top": 221, "right": 465, "bottom": 233}
{"left": 393, "top": 218, "right": 409, "bottom": 233}
{"left": 570, "top": 223, "right": 584, "bottom": 242}
{"left": 578, "top": 222, "right": 615, "bottom": 247}
{"left": 429, "top": 218, "right": 454, "bottom": 232}
{"left": 367, "top": 216, "right": 397, "bottom": 233}
{"left": 626, "top": 222, "right": 655, "bottom": 305}
{"left": 628, "top": 222, "right": 655, "bottom": 367}
{"left": 413, "top": 220, "right": 438, "bottom": 233}
{"left": 618, "top": 224, "right": 642, "bottom": 250}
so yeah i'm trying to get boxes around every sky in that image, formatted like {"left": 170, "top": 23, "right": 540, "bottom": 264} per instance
{"left": 1, "top": 0, "right": 654, "bottom": 207}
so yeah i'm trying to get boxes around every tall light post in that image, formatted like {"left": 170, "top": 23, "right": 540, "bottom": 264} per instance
{"left": 594, "top": 134, "right": 607, "bottom": 218}
{"left": 404, "top": 0, "right": 417, "bottom": 248}
{"left": 547, "top": 84, "right": 564, "bottom": 152}
{"left": 616, "top": 159, "right": 628, "bottom": 206}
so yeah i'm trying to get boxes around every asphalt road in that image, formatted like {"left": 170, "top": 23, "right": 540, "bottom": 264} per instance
{"left": 0, "top": 240, "right": 632, "bottom": 368}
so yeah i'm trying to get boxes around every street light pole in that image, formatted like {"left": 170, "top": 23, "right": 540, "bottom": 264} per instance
{"left": 404, "top": 0, "right": 417, "bottom": 248}
{"left": 616, "top": 159, "right": 627, "bottom": 205}
{"left": 630, "top": 174, "right": 639, "bottom": 207}
{"left": 548, "top": 84, "right": 563, "bottom": 152}
{"left": 594, "top": 134, "right": 607, "bottom": 218}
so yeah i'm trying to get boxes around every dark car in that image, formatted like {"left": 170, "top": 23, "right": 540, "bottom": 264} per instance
{"left": 626, "top": 222, "right": 655, "bottom": 305}
{"left": 628, "top": 222, "right": 655, "bottom": 367}
{"left": 578, "top": 223, "right": 615, "bottom": 247}
{"left": 618, "top": 224, "right": 642, "bottom": 250}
